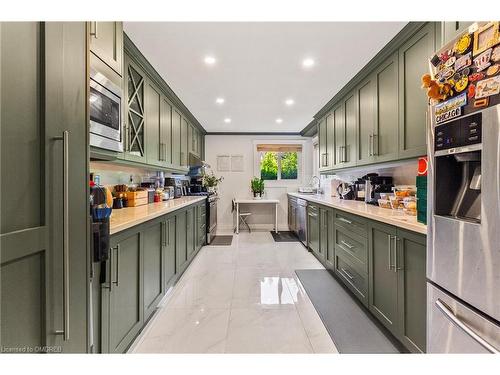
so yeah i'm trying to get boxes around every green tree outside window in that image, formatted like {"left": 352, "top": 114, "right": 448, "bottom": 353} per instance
{"left": 260, "top": 151, "right": 298, "bottom": 180}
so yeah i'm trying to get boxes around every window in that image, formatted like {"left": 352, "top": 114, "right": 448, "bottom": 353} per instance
{"left": 257, "top": 144, "right": 301, "bottom": 181}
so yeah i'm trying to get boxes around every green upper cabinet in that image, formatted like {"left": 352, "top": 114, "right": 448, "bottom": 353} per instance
{"left": 356, "top": 76, "right": 377, "bottom": 166}
{"left": 172, "top": 109, "right": 182, "bottom": 167}
{"left": 89, "top": 22, "right": 123, "bottom": 76}
{"left": 332, "top": 93, "right": 357, "bottom": 169}
{"left": 189, "top": 124, "right": 202, "bottom": 157}
{"left": 398, "top": 23, "right": 435, "bottom": 159}
{"left": 161, "top": 97, "right": 173, "bottom": 165}
{"left": 181, "top": 117, "right": 189, "bottom": 166}
{"left": 145, "top": 81, "right": 162, "bottom": 167}
{"left": 124, "top": 56, "right": 147, "bottom": 163}
{"left": 318, "top": 117, "right": 328, "bottom": 170}
{"left": 374, "top": 52, "right": 399, "bottom": 163}
{"left": 332, "top": 104, "right": 344, "bottom": 168}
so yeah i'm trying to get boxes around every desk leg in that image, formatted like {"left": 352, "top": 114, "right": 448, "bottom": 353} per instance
{"left": 275, "top": 203, "right": 278, "bottom": 233}
{"left": 236, "top": 202, "right": 239, "bottom": 234}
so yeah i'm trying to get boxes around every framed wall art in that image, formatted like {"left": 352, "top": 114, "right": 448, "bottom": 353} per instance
{"left": 473, "top": 21, "right": 500, "bottom": 56}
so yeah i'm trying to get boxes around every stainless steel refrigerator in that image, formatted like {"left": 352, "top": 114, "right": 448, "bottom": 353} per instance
{"left": 427, "top": 102, "right": 500, "bottom": 353}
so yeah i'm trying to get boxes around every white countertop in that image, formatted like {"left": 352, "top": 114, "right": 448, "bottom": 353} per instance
{"left": 288, "top": 192, "right": 427, "bottom": 235}
{"left": 109, "top": 196, "right": 206, "bottom": 235}
{"left": 235, "top": 198, "right": 280, "bottom": 204}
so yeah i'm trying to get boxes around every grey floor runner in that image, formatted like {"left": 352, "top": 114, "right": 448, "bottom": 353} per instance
{"left": 270, "top": 231, "right": 299, "bottom": 242}
{"left": 208, "top": 235, "right": 233, "bottom": 246}
{"left": 295, "top": 269, "right": 401, "bottom": 354}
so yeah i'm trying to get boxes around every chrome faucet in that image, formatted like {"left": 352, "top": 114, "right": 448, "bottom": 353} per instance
{"left": 310, "top": 175, "right": 322, "bottom": 194}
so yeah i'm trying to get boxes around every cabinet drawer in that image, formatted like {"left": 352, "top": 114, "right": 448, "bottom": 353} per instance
{"left": 335, "top": 254, "right": 368, "bottom": 305}
{"left": 335, "top": 211, "right": 368, "bottom": 238}
{"left": 335, "top": 225, "right": 368, "bottom": 272}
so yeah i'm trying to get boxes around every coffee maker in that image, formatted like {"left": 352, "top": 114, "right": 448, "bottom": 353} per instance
{"left": 363, "top": 174, "right": 394, "bottom": 205}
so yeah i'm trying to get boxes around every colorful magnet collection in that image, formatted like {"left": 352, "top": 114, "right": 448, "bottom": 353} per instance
{"left": 430, "top": 21, "right": 500, "bottom": 121}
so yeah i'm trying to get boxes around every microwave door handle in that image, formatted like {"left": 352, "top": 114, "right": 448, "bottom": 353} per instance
{"left": 435, "top": 299, "right": 499, "bottom": 354}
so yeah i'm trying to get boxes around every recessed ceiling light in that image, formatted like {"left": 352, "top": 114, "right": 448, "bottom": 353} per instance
{"left": 275, "top": 118, "right": 283, "bottom": 124}
{"left": 204, "top": 55, "right": 217, "bottom": 65}
{"left": 302, "top": 58, "right": 315, "bottom": 68}
{"left": 215, "top": 97, "right": 225, "bottom": 104}
{"left": 285, "top": 99, "right": 295, "bottom": 106}
{"left": 224, "top": 118, "right": 231, "bottom": 124}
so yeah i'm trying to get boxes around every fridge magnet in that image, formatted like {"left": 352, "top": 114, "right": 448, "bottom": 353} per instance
{"left": 455, "top": 75, "right": 469, "bottom": 93}
{"left": 444, "top": 56, "right": 456, "bottom": 68}
{"left": 486, "top": 64, "right": 499, "bottom": 76}
{"left": 454, "top": 52, "right": 472, "bottom": 72}
{"left": 431, "top": 54, "right": 441, "bottom": 67}
{"left": 455, "top": 33, "right": 472, "bottom": 54}
{"left": 473, "top": 48, "right": 492, "bottom": 72}
{"left": 475, "top": 76, "right": 500, "bottom": 98}
{"left": 473, "top": 22, "right": 500, "bottom": 56}
{"left": 440, "top": 50, "right": 453, "bottom": 62}
{"left": 434, "top": 93, "right": 467, "bottom": 124}
{"left": 469, "top": 72, "right": 485, "bottom": 82}
{"left": 492, "top": 45, "right": 500, "bottom": 62}
{"left": 473, "top": 97, "right": 489, "bottom": 108}
{"left": 467, "top": 84, "right": 476, "bottom": 99}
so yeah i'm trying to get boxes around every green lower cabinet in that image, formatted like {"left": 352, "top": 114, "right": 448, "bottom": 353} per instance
{"left": 318, "top": 206, "right": 329, "bottom": 261}
{"left": 163, "top": 216, "right": 176, "bottom": 289}
{"left": 102, "top": 230, "right": 143, "bottom": 354}
{"left": 325, "top": 209, "right": 335, "bottom": 269}
{"left": 196, "top": 202, "right": 206, "bottom": 250}
{"left": 186, "top": 206, "right": 196, "bottom": 260}
{"left": 307, "top": 205, "right": 320, "bottom": 256}
{"left": 143, "top": 220, "right": 164, "bottom": 320}
{"left": 368, "top": 222, "right": 399, "bottom": 335}
{"left": 175, "top": 210, "right": 188, "bottom": 274}
{"left": 396, "top": 229, "right": 427, "bottom": 353}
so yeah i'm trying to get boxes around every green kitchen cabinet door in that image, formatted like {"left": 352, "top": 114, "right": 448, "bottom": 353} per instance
{"left": 181, "top": 117, "right": 189, "bottom": 166}
{"left": 318, "top": 118, "right": 328, "bottom": 170}
{"left": 356, "top": 76, "right": 377, "bottom": 166}
{"left": 161, "top": 97, "right": 173, "bottom": 165}
{"left": 145, "top": 81, "right": 163, "bottom": 167}
{"left": 164, "top": 216, "right": 177, "bottom": 289}
{"left": 396, "top": 229, "right": 427, "bottom": 353}
{"left": 171, "top": 108, "right": 182, "bottom": 167}
{"left": 307, "top": 205, "right": 320, "bottom": 257}
{"left": 89, "top": 22, "right": 123, "bottom": 76}
{"left": 103, "top": 230, "right": 143, "bottom": 354}
{"left": 342, "top": 92, "right": 357, "bottom": 168}
{"left": 333, "top": 104, "right": 345, "bottom": 169}
{"left": 325, "top": 209, "right": 335, "bottom": 269}
{"left": 326, "top": 112, "right": 335, "bottom": 169}
{"left": 398, "top": 23, "right": 435, "bottom": 159}
{"left": 143, "top": 220, "right": 164, "bottom": 320}
{"left": 175, "top": 210, "right": 188, "bottom": 274}
{"left": 124, "top": 55, "right": 147, "bottom": 163}
{"left": 368, "top": 221, "right": 399, "bottom": 336}
{"left": 197, "top": 202, "right": 206, "bottom": 250}
{"left": 318, "top": 207, "right": 329, "bottom": 263}
{"left": 186, "top": 206, "right": 196, "bottom": 261}
{"left": 1, "top": 22, "right": 88, "bottom": 353}
{"left": 373, "top": 52, "right": 399, "bottom": 163}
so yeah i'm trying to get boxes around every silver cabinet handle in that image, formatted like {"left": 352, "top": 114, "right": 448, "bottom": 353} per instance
{"left": 308, "top": 212, "right": 318, "bottom": 218}
{"left": 338, "top": 217, "right": 352, "bottom": 225}
{"left": 341, "top": 267, "right": 354, "bottom": 280}
{"left": 394, "top": 236, "right": 402, "bottom": 271}
{"left": 53, "top": 130, "right": 70, "bottom": 341}
{"left": 435, "top": 299, "right": 499, "bottom": 354}
{"left": 387, "top": 234, "right": 393, "bottom": 270}
{"left": 340, "top": 240, "right": 354, "bottom": 249}
{"left": 112, "top": 245, "right": 120, "bottom": 286}
{"left": 369, "top": 134, "right": 373, "bottom": 156}
{"left": 90, "top": 21, "right": 98, "bottom": 38}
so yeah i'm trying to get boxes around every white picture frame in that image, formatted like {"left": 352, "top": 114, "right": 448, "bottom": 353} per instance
{"left": 216, "top": 155, "right": 231, "bottom": 171}
{"left": 231, "top": 155, "right": 244, "bottom": 172}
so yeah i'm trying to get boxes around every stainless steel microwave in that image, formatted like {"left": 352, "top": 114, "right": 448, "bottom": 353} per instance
{"left": 89, "top": 68, "right": 123, "bottom": 152}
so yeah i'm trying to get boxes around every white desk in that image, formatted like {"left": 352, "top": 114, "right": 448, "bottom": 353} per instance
{"left": 234, "top": 198, "right": 280, "bottom": 234}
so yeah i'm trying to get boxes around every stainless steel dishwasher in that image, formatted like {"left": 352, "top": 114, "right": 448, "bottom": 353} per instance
{"left": 296, "top": 198, "right": 307, "bottom": 248}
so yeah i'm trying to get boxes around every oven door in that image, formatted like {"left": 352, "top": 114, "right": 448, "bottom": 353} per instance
{"left": 208, "top": 198, "right": 218, "bottom": 242}
{"left": 89, "top": 78, "right": 121, "bottom": 143}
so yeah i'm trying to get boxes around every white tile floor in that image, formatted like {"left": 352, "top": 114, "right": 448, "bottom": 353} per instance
{"left": 131, "top": 231, "right": 338, "bottom": 354}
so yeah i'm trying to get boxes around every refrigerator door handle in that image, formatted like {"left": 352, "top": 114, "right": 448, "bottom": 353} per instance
{"left": 436, "top": 299, "right": 499, "bottom": 354}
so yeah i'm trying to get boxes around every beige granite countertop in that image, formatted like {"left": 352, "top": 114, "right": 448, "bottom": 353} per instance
{"left": 288, "top": 192, "right": 427, "bottom": 235}
{"left": 109, "top": 196, "right": 207, "bottom": 235}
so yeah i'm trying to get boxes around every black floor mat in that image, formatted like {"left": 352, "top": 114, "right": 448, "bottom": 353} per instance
{"left": 295, "top": 269, "right": 402, "bottom": 354}
{"left": 270, "top": 231, "right": 299, "bottom": 242}
{"left": 209, "top": 235, "right": 233, "bottom": 246}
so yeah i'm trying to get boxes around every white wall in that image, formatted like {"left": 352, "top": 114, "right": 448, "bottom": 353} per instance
{"left": 205, "top": 135, "right": 314, "bottom": 233}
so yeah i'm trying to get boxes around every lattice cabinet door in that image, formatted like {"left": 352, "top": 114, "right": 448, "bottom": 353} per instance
{"left": 125, "top": 58, "right": 147, "bottom": 161}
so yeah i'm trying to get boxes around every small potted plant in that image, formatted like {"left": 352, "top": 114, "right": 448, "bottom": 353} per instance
{"left": 251, "top": 177, "right": 265, "bottom": 199}
{"left": 202, "top": 171, "right": 223, "bottom": 193}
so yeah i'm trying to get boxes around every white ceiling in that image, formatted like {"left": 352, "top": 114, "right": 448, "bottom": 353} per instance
{"left": 124, "top": 22, "right": 407, "bottom": 133}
